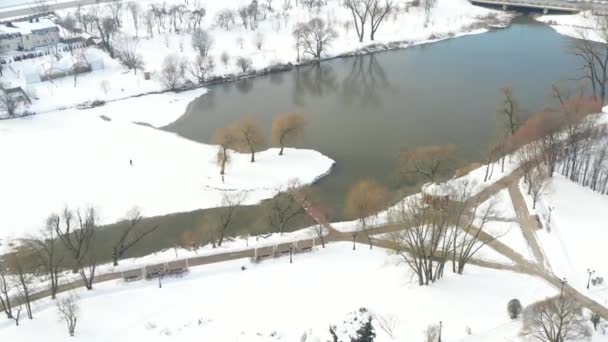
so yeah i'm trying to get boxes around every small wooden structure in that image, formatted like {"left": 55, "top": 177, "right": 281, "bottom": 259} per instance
{"left": 421, "top": 183, "right": 450, "bottom": 210}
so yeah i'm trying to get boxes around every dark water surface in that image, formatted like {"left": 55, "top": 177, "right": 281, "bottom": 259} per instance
{"left": 165, "top": 17, "right": 579, "bottom": 220}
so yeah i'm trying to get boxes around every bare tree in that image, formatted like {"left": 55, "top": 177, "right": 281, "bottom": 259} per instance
{"left": 254, "top": 30, "right": 265, "bottom": 50}
{"left": 529, "top": 166, "right": 548, "bottom": 209}
{"left": 265, "top": 180, "right": 307, "bottom": 235}
{"left": 421, "top": 0, "right": 437, "bottom": 27}
{"left": 498, "top": 87, "right": 522, "bottom": 136}
{"left": 107, "top": 0, "right": 123, "bottom": 28}
{"left": 346, "top": 179, "right": 388, "bottom": 249}
{"left": 271, "top": 112, "right": 306, "bottom": 155}
{"left": 233, "top": 115, "right": 265, "bottom": 162}
{"left": 0, "top": 263, "right": 13, "bottom": 319}
{"left": 6, "top": 251, "right": 35, "bottom": 319}
{"left": 368, "top": 0, "right": 394, "bottom": 41}
{"left": 213, "top": 126, "right": 238, "bottom": 179}
{"left": 211, "top": 192, "right": 246, "bottom": 247}
{"left": 399, "top": 144, "right": 457, "bottom": 183}
{"left": 425, "top": 323, "right": 440, "bottom": 342}
{"left": 192, "top": 28, "right": 213, "bottom": 57}
{"left": 388, "top": 197, "right": 452, "bottom": 285}
{"left": 160, "top": 54, "right": 185, "bottom": 90}
{"left": 236, "top": 56, "right": 252, "bottom": 73}
{"left": 569, "top": 16, "right": 608, "bottom": 104}
{"left": 52, "top": 208, "right": 98, "bottom": 290}
{"left": 94, "top": 16, "right": 118, "bottom": 58}
{"left": 343, "top": 0, "right": 369, "bottom": 42}
{"left": 297, "top": 18, "right": 337, "bottom": 61}
{"left": 115, "top": 36, "right": 144, "bottom": 74}
{"left": 216, "top": 9, "right": 237, "bottom": 30}
{"left": 57, "top": 294, "right": 79, "bottom": 337}
{"left": 189, "top": 55, "right": 215, "bottom": 84}
{"left": 111, "top": 209, "right": 159, "bottom": 266}
{"left": 128, "top": 2, "right": 141, "bottom": 36}
{"left": 521, "top": 296, "right": 591, "bottom": 342}
{"left": 144, "top": 9, "right": 155, "bottom": 37}
{"left": 0, "top": 93, "right": 19, "bottom": 117}
{"left": 221, "top": 51, "right": 230, "bottom": 67}
{"left": 25, "top": 222, "right": 64, "bottom": 299}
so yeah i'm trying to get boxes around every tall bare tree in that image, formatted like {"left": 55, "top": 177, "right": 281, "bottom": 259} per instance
{"left": 0, "top": 93, "right": 19, "bottom": 117}
{"left": 271, "top": 112, "right": 306, "bottom": 155}
{"left": 211, "top": 192, "right": 246, "bottom": 247}
{"left": 57, "top": 294, "right": 79, "bottom": 337}
{"left": 368, "top": 0, "right": 394, "bottom": 41}
{"left": 234, "top": 115, "right": 265, "bottom": 162}
{"left": 6, "top": 251, "right": 35, "bottom": 319}
{"left": 345, "top": 179, "right": 388, "bottom": 249}
{"left": 111, "top": 209, "right": 159, "bottom": 266}
{"left": 343, "top": 0, "right": 369, "bottom": 42}
{"left": 569, "top": 16, "right": 608, "bottom": 104}
{"left": 52, "top": 208, "right": 98, "bottom": 290}
{"left": 192, "top": 28, "right": 213, "bottom": 57}
{"left": 297, "top": 18, "right": 337, "bottom": 61}
{"left": 498, "top": 87, "right": 522, "bottom": 136}
{"left": 0, "top": 263, "right": 13, "bottom": 319}
{"left": 213, "top": 126, "right": 238, "bottom": 179}
{"left": 399, "top": 144, "right": 457, "bottom": 183}
{"left": 522, "top": 295, "right": 591, "bottom": 342}
{"left": 266, "top": 180, "right": 307, "bottom": 235}
{"left": 25, "top": 222, "right": 64, "bottom": 299}
{"left": 115, "top": 36, "right": 144, "bottom": 74}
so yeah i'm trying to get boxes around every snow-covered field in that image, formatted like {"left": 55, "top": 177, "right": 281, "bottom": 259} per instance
{"left": 0, "top": 242, "right": 559, "bottom": 342}
{"left": 1, "top": 0, "right": 509, "bottom": 115}
{"left": 521, "top": 174, "right": 608, "bottom": 308}
{"left": 0, "top": 89, "right": 335, "bottom": 252}
{"left": 537, "top": 11, "right": 605, "bottom": 41}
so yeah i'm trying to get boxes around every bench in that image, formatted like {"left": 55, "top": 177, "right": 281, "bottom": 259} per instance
{"left": 123, "top": 274, "right": 141, "bottom": 283}
{"left": 298, "top": 246, "right": 313, "bottom": 253}
{"left": 166, "top": 268, "right": 189, "bottom": 278}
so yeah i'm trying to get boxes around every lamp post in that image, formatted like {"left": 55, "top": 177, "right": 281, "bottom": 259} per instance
{"left": 289, "top": 244, "right": 294, "bottom": 264}
{"left": 560, "top": 278, "right": 567, "bottom": 298}
{"left": 352, "top": 232, "right": 358, "bottom": 250}
{"left": 438, "top": 321, "right": 443, "bottom": 342}
{"left": 587, "top": 269, "right": 596, "bottom": 289}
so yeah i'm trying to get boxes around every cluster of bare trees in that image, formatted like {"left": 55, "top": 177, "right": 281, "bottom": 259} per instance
{"left": 293, "top": 18, "right": 338, "bottom": 61}
{"left": 0, "top": 206, "right": 158, "bottom": 335}
{"left": 212, "top": 113, "right": 305, "bottom": 179}
{"left": 343, "top": 0, "right": 395, "bottom": 42}
{"left": 506, "top": 87, "right": 607, "bottom": 199}
{"left": 388, "top": 181, "right": 497, "bottom": 286}
{"left": 570, "top": 15, "right": 608, "bottom": 104}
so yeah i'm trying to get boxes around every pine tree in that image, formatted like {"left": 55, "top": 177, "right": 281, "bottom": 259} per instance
{"left": 351, "top": 317, "right": 375, "bottom": 342}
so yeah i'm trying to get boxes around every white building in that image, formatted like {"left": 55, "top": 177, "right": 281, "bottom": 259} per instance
{"left": 0, "top": 18, "right": 60, "bottom": 53}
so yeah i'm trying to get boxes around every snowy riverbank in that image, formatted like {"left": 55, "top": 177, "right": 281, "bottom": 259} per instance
{"left": 0, "top": 88, "right": 335, "bottom": 253}
{"left": 0, "top": 0, "right": 511, "bottom": 116}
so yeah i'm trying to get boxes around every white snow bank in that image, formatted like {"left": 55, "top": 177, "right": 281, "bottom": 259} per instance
{"left": 522, "top": 174, "right": 608, "bottom": 304}
{"left": 0, "top": 89, "right": 334, "bottom": 252}
{"left": 0, "top": 243, "right": 556, "bottom": 342}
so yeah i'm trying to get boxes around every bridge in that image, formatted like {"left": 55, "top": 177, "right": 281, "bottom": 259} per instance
{"left": 469, "top": 0, "right": 608, "bottom": 14}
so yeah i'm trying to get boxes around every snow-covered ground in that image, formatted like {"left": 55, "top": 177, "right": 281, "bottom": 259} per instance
{"left": 537, "top": 11, "right": 604, "bottom": 41}
{"left": 521, "top": 174, "right": 608, "bottom": 309}
{"left": 0, "top": 89, "right": 335, "bottom": 253}
{"left": 0, "top": 242, "right": 559, "bottom": 342}
{"left": 1, "top": 0, "right": 510, "bottom": 115}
